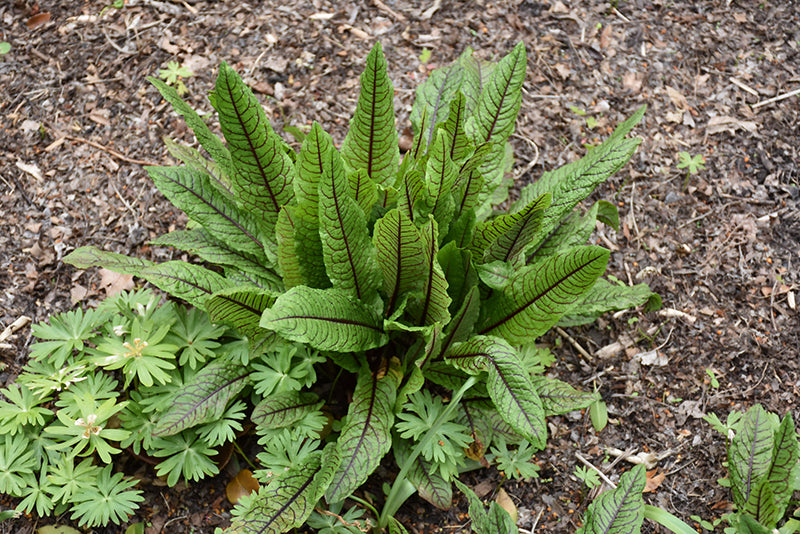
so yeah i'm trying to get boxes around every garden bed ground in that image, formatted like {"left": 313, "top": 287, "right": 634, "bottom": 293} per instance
{"left": 1, "top": 0, "right": 799, "bottom": 532}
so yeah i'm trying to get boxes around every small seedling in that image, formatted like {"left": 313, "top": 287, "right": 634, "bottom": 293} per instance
{"left": 0, "top": 42, "right": 10, "bottom": 55}
{"left": 158, "top": 61, "right": 193, "bottom": 96}
{"left": 418, "top": 48, "right": 431, "bottom": 64}
{"left": 705, "top": 368, "right": 719, "bottom": 389}
{"left": 573, "top": 465, "right": 601, "bottom": 489}
{"left": 677, "top": 151, "right": 706, "bottom": 190}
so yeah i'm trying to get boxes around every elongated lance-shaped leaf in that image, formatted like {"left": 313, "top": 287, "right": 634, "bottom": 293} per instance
{"left": 163, "top": 137, "right": 233, "bottom": 198}
{"left": 294, "top": 122, "right": 332, "bottom": 221}
{"left": 445, "top": 336, "right": 546, "bottom": 448}
{"left": 517, "top": 106, "right": 645, "bottom": 252}
{"left": 283, "top": 209, "right": 330, "bottom": 289}
{"left": 745, "top": 478, "right": 779, "bottom": 529}
{"left": 410, "top": 217, "right": 451, "bottom": 326}
{"left": 205, "top": 286, "right": 276, "bottom": 341}
{"left": 452, "top": 144, "right": 490, "bottom": 215}
{"left": 438, "top": 241, "right": 478, "bottom": 317}
{"left": 528, "top": 200, "right": 614, "bottom": 260}
{"left": 467, "top": 42, "right": 526, "bottom": 211}
{"left": 459, "top": 48, "right": 495, "bottom": 116}
{"left": 151, "top": 229, "right": 283, "bottom": 292}
{"left": 341, "top": 42, "right": 399, "bottom": 189}
{"left": 319, "top": 146, "right": 381, "bottom": 302}
{"left": 153, "top": 360, "right": 250, "bottom": 437}
{"left": 411, "top": 53, "right": 465, "bottom": 152}
{"left": 442, "top": 92, "right": 472, "bottom": 162}
{"left": 729, "top": 404, "right": 774, "bottom": 509}
{"left": 471, "top": 192, "right": 551, "bottom": 264}
{"left": 260, "top": 286, "right": 387, "bottom": 352}
{"left": 373, "top": 208, "right": 427, "bottom": 315}
{"left": 397, "top": 168, "right": 425, "bottom": 222}
{"left": 394, "top": 438, "right": 452, "bottom": 510}
{"left": 423, "top": 129, "right": 457, "bottom": 234}
{"left": 64, "top": 247, "right": 233, "bottom": 308}
{"left": 251, "top": 391, "right": 323, "bottom": 430}
{"left": 147, "top": 76, "right": 234, "bottom": 177}
{"left": 736, "top": 513, "right": 773, "bottom": 534}
{"left": 275, "top": 206, "right": 304, "bottom": 288}
{"left": 348, "top": 169, "right": 379, "bottom": 217}
{"left": 148, "top": 166, "right": 268, "bottom": 262}
{"left": 215, "top": 61, "right": 295, "bottom": 233}
{"left": 438, "top": 285, "right": 480, "bottom": 360}
{"left": 558, "top": 278, "right": 661, "bottom": 327}
{"left": 577, "top": 464, "right": 646, "bottom": 534}
{"left": 531, "top": 375, "right": 599, "bottom": 416}
{"left": 326, "top": 363, "right": 400, "bottom": 503}
{"left": 479, "top": 246, "right": 609, "bottom": 345}
{"left": 469, "top": 42, "right": 526, "bottom": 148}
{"left": 764, "top": 412, "right": 799, "bottom": 518}
{"left": 228, "top": 448, "right": 329, "bottom": 534}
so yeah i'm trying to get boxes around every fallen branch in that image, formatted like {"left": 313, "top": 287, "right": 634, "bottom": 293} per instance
{"left": 752, "top": 87, "right": 800, "bottom": 109}
{"left": 64, "top": 135, "right": 159, "bottom": 166}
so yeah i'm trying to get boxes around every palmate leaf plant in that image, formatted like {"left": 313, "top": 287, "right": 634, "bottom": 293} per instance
{"left": 60, "top": 41, "right": 660, "bottom": 531}
{"left": 0, "top": 289, "right": 252, "bottom": 527}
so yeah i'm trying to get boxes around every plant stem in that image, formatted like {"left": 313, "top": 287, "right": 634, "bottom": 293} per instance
{"left": 644, "top": 504, "right": 697, "bottom": 534}
{"left": 378, "top": 375, "right": 478, "bottom": 528}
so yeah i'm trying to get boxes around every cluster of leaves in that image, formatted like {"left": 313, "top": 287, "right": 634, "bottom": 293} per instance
{"left": 59, "top": 41, "right": 660, "bottom": 532}
{"left": 0, "top": 290, "right": 253, "bottom": 526}
{"left": 707, "top": 404, "right": 800, "bottom": 534}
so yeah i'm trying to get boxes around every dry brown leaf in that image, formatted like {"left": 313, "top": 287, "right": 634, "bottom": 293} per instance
{"left": 27, "top": 12, "right": 51, "bottom": 30}
{"left": 98, "top": 268, "right": 135, "bottom": 296}
{"left": 70, "top": 284, "right": 88, "bottom": 304}
{"left": 644, "top": 469, "right": 666, "bottom": 493}
{"left": 706, "top": 115, "right": 758, "bottom": 135}
{"left": 226, "top": 469, "right": 259, "bottom": 505}
{"left": 665, "top": 86, "right": 688, "bottom": 110}
{"left": 495, "top": 488, "right": 518, "bottom": 523}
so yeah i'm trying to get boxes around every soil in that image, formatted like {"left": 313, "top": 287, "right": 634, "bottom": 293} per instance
{"left": 1, "top": 0, "right": 799, "bottom": 533}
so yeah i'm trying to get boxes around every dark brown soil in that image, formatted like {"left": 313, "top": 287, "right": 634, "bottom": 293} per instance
{"left": 1, "top": 0, "right": 798, "bottom": 532}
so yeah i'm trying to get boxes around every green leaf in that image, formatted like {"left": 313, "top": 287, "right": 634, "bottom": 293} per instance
{"left": 150, "top": 228, "right": 282, "bottom": 291}
{"left": 373, "top": 208, "right": 427, "bottom": 315}
{"left": 349, "top": 169, "right": 379, "bottom": 216}
{"left": 729, "top": 405, "right": 774, "bottom": 510}
{"left": 147, "top": 76, "right": 234, "bottom": 176}
{"left": 468, "top": 42, "right": 526, "bottom": 212}
{"left": 395, "top": 439, "right": 452, "bottom": 510}
{"left": 518, "top": 105, "right": 645, "bottom": 251}
{"left": 215, "top": 61, "right": 295, "bottom": 233}
{"left": 152, "top": 360, "right": 250, "bottom": 437}
{"left": 422, "top": 129, "right": 458, "bottom": 233}
{"left": 63, "top": 247, "right": 233, "bottom": 308}
{"left": 442, "top": 92, "right": 472, "bottom": 162}
{"left": 453, "top": 479, "right": 517, "bottom": 534}
{"left": 411, "top": 53, "right": 466, "bottom": 153}
{"left": 294, "top": 122, "right": 332, "bottom": 220}
{"left": 736, "top": 514, "right": 773, "bottom": 534}
{"left": 228, "top": 445, "right": 340, "bottom": 533}
{"left": 471, "top": 192, "right": 550, "bottom": 264}
{"left": 251, "top": 391, "right": 323, "bottom": 430}
{"left": 765, "top": 412, "right": 799, "bottom": 517}
{"left": 479, "top": 246, "right": 610, "bottom": 345}
{"left": 531, "top": 375, "right": 599, "bottom": 416}
{"left": 275, "top": 206, "right": 304, "bottom": 288}
{"left": 459, "top": 48, "right": 495, "bottom": 116}
{"left": 558, "top": 278, "right": 661, "bottom": 327}
{"left": 260, "top": 286, "right": 388, "bottom": 352}
{"left": 318, "top": 146, "right": 381, "bottom": 303}
{"left": 437, "top": 241, "right": 478, "bottom": 317}
{"left": 341, "top": 42, "right": 399, "bottom": 189}
{"left": 445, "top": 336, "right": 546, "bottom": 448}
{"left": 147, "top": 166, "right": 268, "bottom": 261}
{"left": 409, "top": 217, "right": 451, "bottom": 326}
{"left": 326, "top": 363, "right": 400, "bottom": 503}
{"left": 577, "top": 464, "right": 646, "bottom": 534}
{"left": 590, "top": 399, "right": 609, "bottom": 433}
{"left": 163, "top": 136, "right": 232, "bottom": 197}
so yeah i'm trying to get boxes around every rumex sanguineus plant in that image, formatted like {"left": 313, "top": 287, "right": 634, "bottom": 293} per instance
{"left": 57, "top": 41, "right": 661, "bottom": 532}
